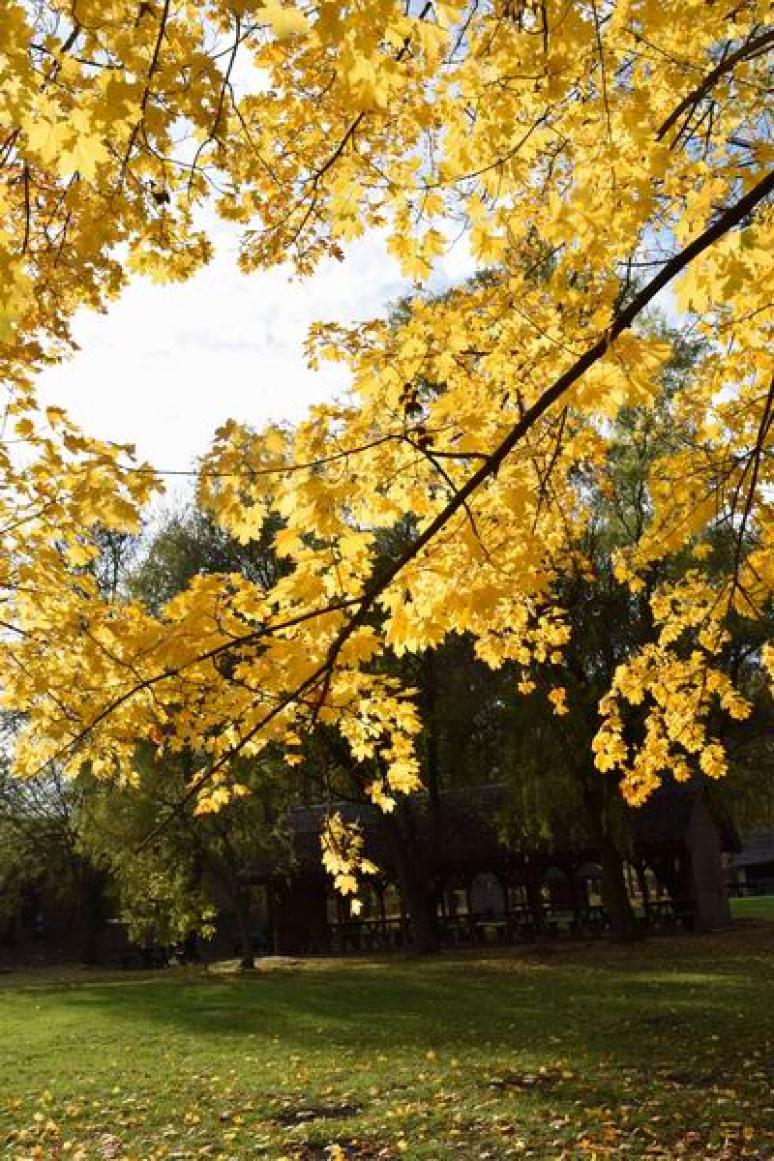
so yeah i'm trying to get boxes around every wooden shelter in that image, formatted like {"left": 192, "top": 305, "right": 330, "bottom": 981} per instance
{"left": 261, "top": 782, "right": 738, "bottom": 955}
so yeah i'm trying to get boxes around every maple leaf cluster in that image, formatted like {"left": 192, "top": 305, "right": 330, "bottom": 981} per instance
{"left": 0, "top": 1, "right": 771, "bottom": 871}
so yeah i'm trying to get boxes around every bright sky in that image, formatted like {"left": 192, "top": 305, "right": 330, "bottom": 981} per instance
{"left": 35, "top": 210, "right": 678, "bottom": 487}
{"left": 37, "top": 221, "right": 475, "bottom": 475}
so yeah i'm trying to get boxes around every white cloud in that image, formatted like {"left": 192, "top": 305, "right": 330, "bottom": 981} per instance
{"left": 37, "top": 215, "right": 479, "bottom": 473}
{"left": 37, "top": 226, "right": 408, "bottom": 471}
{"left": 37, "top": 202, "right": 682, "bottom": 481}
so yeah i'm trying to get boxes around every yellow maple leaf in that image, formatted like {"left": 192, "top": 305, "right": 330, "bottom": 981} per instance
{"left": 62, "top": 134, "right": 110, "bottom": 181}
{"left": 260, "top": 2, "right": 310, "bottom": 41}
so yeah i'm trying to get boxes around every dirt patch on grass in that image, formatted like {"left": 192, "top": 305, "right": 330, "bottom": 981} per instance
{"left": 488, "top": 1065, "right": 574, "bottom": 1092}
{"left": 275, "top": 1103, "right": 363, "bottom": 1127}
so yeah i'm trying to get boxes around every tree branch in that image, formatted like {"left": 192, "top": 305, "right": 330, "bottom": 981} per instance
{"left": 657, "top": 29, "right": 774, "bottom": 143}
{"left": 138, "top": 168, "right": 774, "bottom": 844}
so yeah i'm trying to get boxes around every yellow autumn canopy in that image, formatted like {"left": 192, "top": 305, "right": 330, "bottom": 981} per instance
{"left": 0, "top": 2, "right": 772, "bottom": 854}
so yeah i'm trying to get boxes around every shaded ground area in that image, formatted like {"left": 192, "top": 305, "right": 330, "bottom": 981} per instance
{"left": 2, "top": 924, "right": 773, "bottom": 1159}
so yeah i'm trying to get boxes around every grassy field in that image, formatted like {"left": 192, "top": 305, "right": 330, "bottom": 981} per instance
{"left": 729, "top": 894, "right": 774, "bottom": 922}
{"left": 2, "top": 926, "right": 773, "bottom": 1161}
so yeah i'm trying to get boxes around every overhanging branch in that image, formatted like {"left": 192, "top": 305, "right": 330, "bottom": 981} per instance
{"left": 137, "top": 168, "right": 774, "bottom": 847}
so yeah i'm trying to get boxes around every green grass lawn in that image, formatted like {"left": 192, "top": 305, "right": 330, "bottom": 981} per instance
{"left": 2, "top": 927, "right": 773, "bottom": 1160}
{"left": 730, "top": 894, "right": 774, "bottom": 922}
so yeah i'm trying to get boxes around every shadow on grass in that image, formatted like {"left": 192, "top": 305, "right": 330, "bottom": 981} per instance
{"left": 18, "top": 927, "right": 772, "bottom": 1062}
{"left": 2, "top": 931, "right": 773, "bottom": 1160}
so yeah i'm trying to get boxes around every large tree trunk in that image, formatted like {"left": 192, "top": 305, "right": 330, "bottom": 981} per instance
{"left": 401, "top": 869, "right": 440, "bottom": 954}
{"left": 234, "top": 892, "right": 255, "bottom": 970}
{"left": 382, "top": 808, "right": 440, "bottom": 954}
{"left": 581, "top": 772, "right": 638, "bottom": 943}
{"left": 599, "top": 834, "right": 638, "bottom": 942}
{"left": 405, "top": 653, "right": 443, "bottom": 954}
{"left": 78, "top": 863, "right": 107, "bottom": 965}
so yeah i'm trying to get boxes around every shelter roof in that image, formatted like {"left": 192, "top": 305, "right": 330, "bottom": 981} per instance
{"left": 731, "top": 828, "right": 774, "bottom": 869}
{"left": 265, "top": 779, "right": 739, "bottom": 880}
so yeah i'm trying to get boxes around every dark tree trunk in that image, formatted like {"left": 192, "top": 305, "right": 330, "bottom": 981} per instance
{"left": 599, "top": 835, "right": 638, "bottom": 942}
{"left": 382, "top": 808, "right": 440, "bottom": 954}
{"left": 78, "top": 864, "right": 107, "bottom": 965}
{"left": 181, "top": 931, "right": 200, "bottom": 963}
{"left": 233, "top": 892, "right": 255, "bottom": 970}
{"left": 266, "top": 883, "right": 278, "bottom": 956}
{"left": 580, "top": 771, "right": 638, "bottom": 943}
{"left": 401, "top": 871, "right": 440, "bottom": 954}
{"left": 401, "top": 653, "right": 443, "bottom": 954}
